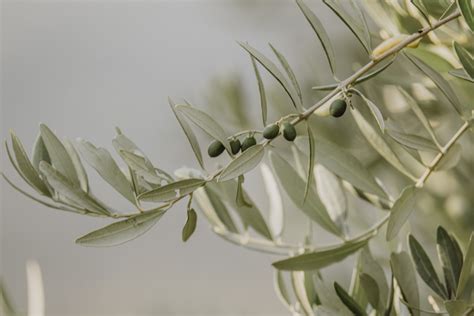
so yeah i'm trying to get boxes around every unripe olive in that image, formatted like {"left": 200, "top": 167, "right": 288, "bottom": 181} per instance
{"left": 282, "top": 123, "right": 297, "bottom": 141}
{"left": 263, "top": 123, "right": 280, "bottom": 139}
{"left": 230, "top": 139, "right": 241, "bottom": 155}
{"left": 330, "top": 99, "right": 347, "bottom": 118}
{"left": 241, "top": 136, "right": 257, "bottom": 152}
{"left": 207, "top": 140, "right": 225, "bottom": 157}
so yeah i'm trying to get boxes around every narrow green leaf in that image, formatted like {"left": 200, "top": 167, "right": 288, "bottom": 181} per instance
{"left": 169, "top": 98, "right": 204, "bottom": 169}
{"left": 449, "top": 68, "right": 474, "bottom": 82}
{"left": 269, "top": 151, "right": 342, "bottom": 237}
{"left": 63, "top": 139, "right": 89, "bottom": 193}
{"left": 272, "top": 236, "right": 370, "bottom": 271}
{"left": 349, "top": 253, "right": 368, "bottom": 310}
{"left": 458, "top": 0, "right": 474, "bottom": 31}
{"left": 440, "top": 0, "right": 458, "bottom": 19}
{"left": 39, "top": 124, "right": 80, "bottom": 186}
{"left": 410, "top": 0, "right": 431, "bottom": 26}
{"left": 359, "top": 247, "right": 388, "bottom": 312}
{"left": 39, "top": 161, "right": 109, "bottom": 215}
{"left": 435, "top": 143, "right": 462, "bottom": 171}
{"left": 303, "top": 124, "right": 316, "bottom": 202}
{"left": 453, "top": 41, "right": 474, "bottom": 79}
{"left": 201, "top": 185, "right": 239, "bottom": 234}
{"left": 250, "top": 57, "right": 268, "bottom": 125}
{"left": 31, "top": 134, "right": 51, "bottom": 171}
{"left": 359, "top": 273, "right": 380, "bottom": 310}
{"left": 354, "top": 91, "right": 385, "bottom": 132}
{"left": 261, "top": 164, "right": 284, "bottom": 238}
{"left": 386, "top": 186, "right": 418, "bottom": 241}
{"left": 457, "top": 233, "right": 474, "bottom": 298}
{"left": 238, "top": 41, "right": 300, "bottom": 109}
{"left": 9, "top": 131, "right": 50, "bottom": 196}
{"left": 437, "top": 226, "right": 464, "bottom": 298}
{"left": 405, "top": 53, "right": 464, "bottom": 115}
{"left": 291, "top": 271, "right": 315, "bottom": 316}
{"left": 390, "top": 251, "right": 420, "bottom": 316}
{"left": 118, "top": 150, "right": 167, "bottom": 185}
{"left": 175, "top": 104, "right": 231, "bottom": 153}
{"left": 445, "top": 300, "right": 469, "bottom": 316}
{"left": 409, "top": 234, "right": 448, "bottom": 299}
{"left": 182, "top": 208, "right": 197, "bottom": 242}
{"left": 76, "top": 208, "right": 166, "bottom": 247}
{"left": 269, "top": 43, "right": 303, "bottom": 105}
{"left": 334, "top": 282, "right": 367, "bottom": 316}
{"left": 296, "top": 0, "right": 336, "bottom": 75}
{"left": 77, "top": 139, "right": 135, "bottom": 204}
{"left": 386, "top": 128, "right": 438, "bottom": 152}
{"left": 274, "top": 270, "right": 292, "bottom": 310}
{"left": 236, "top": 175, "right": 252, "bottom": 207}
{"left": 138, "top": 178, "right": 206, "bottom": 202}
{"left": 218, "top": 144, "right": 265, "bottom": 182}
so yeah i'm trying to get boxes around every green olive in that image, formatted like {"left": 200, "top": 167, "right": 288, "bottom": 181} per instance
{"left": 282, "top": 123, "right": 297, "bottom": 141}
{"left": 263, "top": 123, "right": 280, "bottom": 139}
{"left": 207, "top": 140, "right": 225, "bottom": 157}
{"left": 241, "top": 136, "right": 257, "bottom": 152}
{"left": 330, "top": 99, "right": 347, "bottom": 118}
{"left": 230, "top": 139, "right": 241, "bottom": 155}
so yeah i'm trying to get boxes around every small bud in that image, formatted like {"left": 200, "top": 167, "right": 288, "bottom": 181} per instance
{"left": 263, "top": 124, "right": 280, "bottom": 139}
{"left": 282, "top": 123, "right": 297, "bottom": 141}
{"left": 230, "top": 139, "right": 241, "bottom": 155}
{"left": 330, "top": 99, "right": 347, "bottom": 118}
{"left": 207, "top": 140, "right": 225, "bottom": 157}
{"left": 241, "top": 136, "right": 257, "bottom": 152}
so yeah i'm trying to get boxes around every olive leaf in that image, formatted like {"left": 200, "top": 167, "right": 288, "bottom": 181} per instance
{"left": 250, "top": 56, "right": 268, "bottom": 126}
{"left": 138, "top": 178, "right": 206, "bottom": 203}
{"left": 453, "top": 41, "right": 474, "bottom": 79}
{"left": 359, "top": 247, "right": 388, "bottom": 312}
{"left": 40, "top": 124, "right": 80, "bottom": 186}
{"left": 274, "top": 270, "right": 292, "bottom": 310}
{"left": 236, "top": 175, "right": 252, "bottom": 207}
{"left": 76, "top": 139, "right": 136, "bottom": 204}
{"left": 390, "top": 251, "right": 420, "bottom": 316}
{"left": 238, "top": 42, "right": 300, "bottom": 109}
{"left": 63, "top": 139, "right": 89, "bottom": 193}
{"left": 437, "top": 226, "right": 463, "bottom": 298}
{"left": 457, "top": 232, "right": 474, "bottom": 298}
{"left": 272, "top": 236, "right": 370, "bottom": 271}
{"left": 408, "top": 234, "right": 449, "bottom": 300}
{"left": 449, "top": 68, "right": 474, "bottom": 82}
{"left": 175, "top": 104, "right": 232, "bottom": 153}
{"left": 359, "top": 273, "right": 380, "bottom": 311}
{"left": 269, "top": 151, "right": 342, "bottom": 237}
{"left": 349, "top": 253, "right": 368, "bottom": 310}
{"left": 218, "top": 144, "right": 265, "bottom": 182}
{"left": 303, "top": 124, "right": 316, "bottom": 202}
{"left": 118, "top": 150, "right": 167, "bottom": 185}
{"left": 386, "top": 128, "right": 438, "bottom": 152}
{"left": 445, "top": 300, "right": 470, "bottom": 316}
{"left": 352, "top": 89, "right": 385, "bottom": 132}
{"left": 296, "top": 0, "right": 336, "bottom": 75}
{"left": 39, "top": 161, "right": 109, "bottom": 216}
{"left": 334, "top": 282, "right": 367, "bottom": 316}
{"left": 76, "top": 208, "right": 167, "bottom": 247}
{"left": 200, "top": 185, "right": 239, "bottom": 234}
{"left": 457, "top": 0, "right": 474, "bottom": 32}
{"left": 31, "top": 134, "right": 51, "bottom": 171}
{"left": 260, "top": 164, "right": 284, "bottom": 238}
{"left": 9, "top": 131, "right": 50, "bottom": 196}
{"left": 169, "top": 98, "right": 204, "bottom": 169}
{"left": 182, "top": 208, "right": 197, "bottom": 242}
{"left": 386, "top": 186, "right": 418, "bottom": 241}
{"left": 435, "top": 143, "right": 462, "bottom": 171}
{"left": 291, "top": 271, "right": 315, "bottom": 316}
{"left": 410, "top": 0, "right": 431, "bottom": 26}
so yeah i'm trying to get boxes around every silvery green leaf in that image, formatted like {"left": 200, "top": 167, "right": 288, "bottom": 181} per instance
{"left": 445, "top": 300, "right": 469, "bottom": 316}
{"left": 76, "top": 208, "right": 166, "bottom": 247}
{"left": 386, "top": 128, "right": 438, "bottom": 152}
{"left": 269, "top": 43, "right": 303, "bottom": 106}
{"left": 118, "top": 150, "right": 167, "bottom": 185}
{"left": 175, "top": 104, "right": 231, "bottom": 153}
{"left": 138, "top": 178, "right": 206, "bottom": 203}
{"left": 457, "top": 233, "right": 473, "bottom": 298}
{"left": 260, "top": 163, "right": 284, "bottom": 238}
{"left": 359, "top": 247, "right": 388, "bottom": 312}
{"left": 435, "top": 143, "right": 462, "bottom": 171}
{"left": 269, "top": 151, "right": 342, "bottom": 237}
{"left": 437, "top": 226, "right": 463, "bottom": 298}
{"left": 274, "top": 270, "right": 292, "bottom": 310}
{"left": 458, "top": 0, "right": 474, "bottom": 31}
{"left": 169, "top": 98, "right": 204, "bottom": 169}
{"left": 386, "top": 186, "right": 418, "bottom": 241}
{"left": 239, "top": 41, "right": 300, "bottom": 109}
{"left": 390, "top": 251, "right": 420, "bottom": 316}
{"left": 409, "top": 234, "right": 448, "bottom": 300}
{"left": 334, "top": 282, "right": 367, "bottom": 316}
{"left": 63, "top": 139, "right": 89, "bottom": 193}
{"left": 9, "top": 131, "right": 50, "bottom": 196}
{"left": 182, "top": 208, "right": 197, "bottom": 242}
{"left": 201, "top": 185, "right": 239, "bottom": 234}
{"left": 40, "top": 124, "right": 80, "bottom": 186}
{"left": 322, "top": 0, "right": 371, "bottom": 54}
{"left": 218, "top": 144, "right": 265, "bottom": 182}
{"left": 77, "top": 139, "right": 135, "bottom": 204}
{"left": 291, "top": 271, "right": 315, "bottom": 316}
{"left": 349, "top": 253, "right": 368, "bottom": 309}
{"left": 39, "top": 161, "right": 109, "bottom": 215}
{"left": 440, "top": 0, "right": 458, "bottom": 19}
{"left": 351, "top": 107, "right": 415, "bottom": 180}
{"left": 304, "top": 124, "right": 316, "bottom": 202}
{"left": 296, "top": 0, "right": 336, "bottom": 75}
{"left": 250, "top": 56, "right": 268, "bottom": 125}
{"left": 453, "top": 41, "right": 474, "bottom": 79}
{"left": 449, "top": 68, "right": 474, "bottom": 82}
{"left": 410, "top": 0, "right": 431, "bottom": 26}
{"left": 32, "top": 134, "right": 51, "bottom": 171}
{"left": 405, "top": 53, "right": 464, "bottom": 116}
{"left": 272, "top": 236, "right": 370, "bottom": 271}
{"left": 354, "top": 91, "right": 385, "bottom": 132}
{"left": 359, "top": 273, "right": 379, "bottom": 311}
{"left": 236, "top": 175, "right": 252, "bottom": 207}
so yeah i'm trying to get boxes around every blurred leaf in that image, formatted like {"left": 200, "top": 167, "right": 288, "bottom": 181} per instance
{"left": 386, "top": 128, "right": 438, "bottom": 152}
{"left": 354, "top": 90, "right": 385, "bottom": 132}
{"left": 296, "top": 0, "right": 336, "bottom": 75}
{"left": 445, "top": 300, "right": 470, "bottom": 316}
{"left": 410, "top": 0, "right": 431, "bottom": 26}
{"left": 63, "top": 139, "right": 89, "bottom": 193}
{"left": 440, "top": 0, "right": 458, "bottom": 19}
{"left": 457, "top": 233, "right": 474, "bottom": 298}
{"left": 32, "top": 134, "right": 51, "bottom": 171}
{"left": 76, "top": 208, "right": 166, "bottom": 247}
{"left": 182, "top": 208, "right": 197, "bottom": 242}
{"left": 334, "top": 282, "right": 367, "bottom": 316}
{"left": 274, "top": 270, "right": 292, "bottom": 310}
{"left": 77, "top": 139, "right": 135, "bottom": 204}
{"left": 349, "top": 253, "right": 368, "bottom": 309}
{"left": 138, "top": 178, "right": 206, "bottom": 203}
{"left": 269, "top": 151, "right": 342, "bottom": 237}
{"left": 449, "top": 68, "right": 474, "bottom": 82}
{"left": 272, "top": 236, "right": 370, "bottom": 271}
{"left": 250, "top": 56, "right": 268, "bottom": 125}
{"left": 453, "top": 41, "right": 474, "bottom": 79}
{"left": 39, "top": 161, "right": 109, "bottom": 215}
{"left": 9, "top": 131, "right": 50, "bottom": 196}
{"left": 359, "top": 247, "right": 388, "bottom": 312}
{"left": 386, "top": 186, "right": 419, "bottom": 241}
{"left": 359, "top": 273, "right": 380, "bottom": 311}
{"left": 390, "top": 251, "right": 420, "bottom": 316}
{"left": 458, "top": 0, "right": 474, "bottom": 31}
{"left": 291, "top": 271, "right": 315, "bottom": 316}
{"left": 435, "top": 143, "right": 462, "bottom": 171}
{"left": 201, "top": 185, "right": 239, "bottom": 234}
{"left": 437, "top": 226, "right": 463, "bottom": 298}
{"left": 0, "top": 281, "right": 15, "bottom": 316}
{"left": 409, "top": 234, "right": 448, "bottom": 299}
{"left": 260, "top": 164, "right": 284, "bottom": 238}
{"left": 40, "top": 124, "right": 80, "bottom": 186}
{"left": 236, "top": 175, "right": 252, "bottom": 207}
{"left": 169, "top": 98, "right": 204, "bottom": 169}
{"left": 239, "top": 42, "right": 300, "bottom": 109}
{"left": 304, "top": 124, "right": 316, "bottom": 202}
{"left": 218, "top": 144, "right": 265, "bottom": 182}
